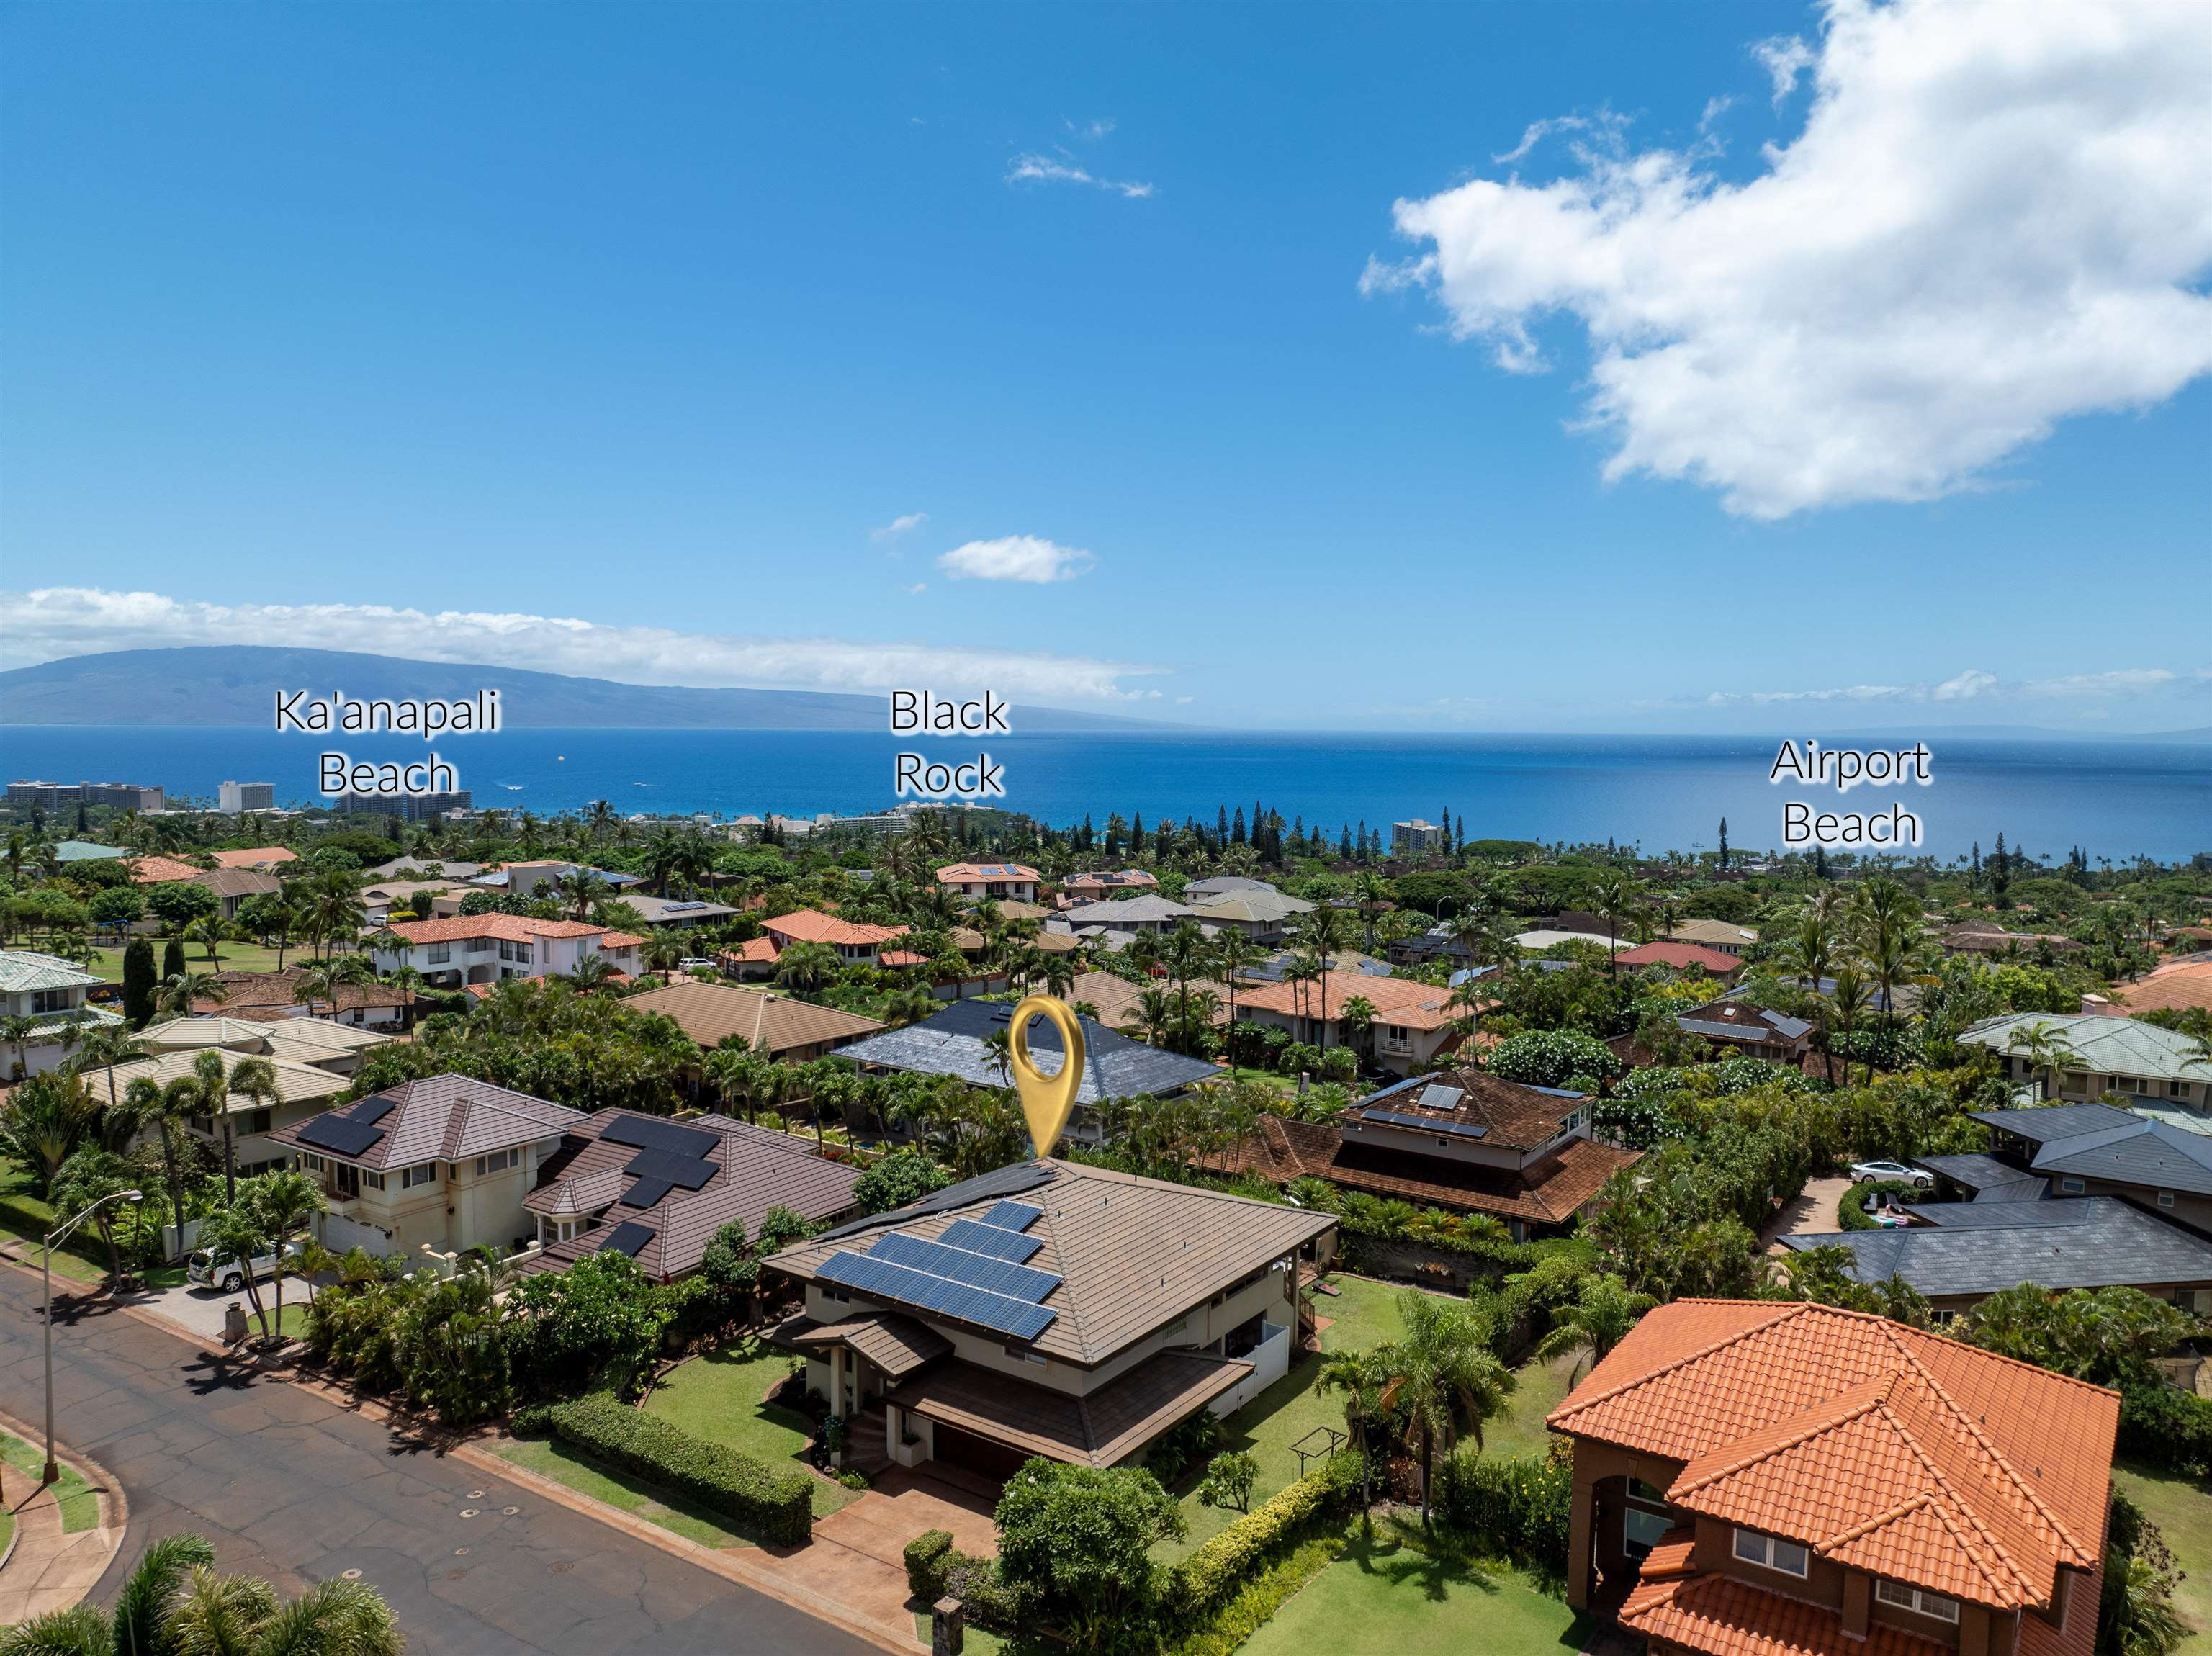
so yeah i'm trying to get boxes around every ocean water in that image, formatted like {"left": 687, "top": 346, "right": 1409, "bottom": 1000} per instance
{"left": 1, "top": 726, "right": 2205, "bottom": 863}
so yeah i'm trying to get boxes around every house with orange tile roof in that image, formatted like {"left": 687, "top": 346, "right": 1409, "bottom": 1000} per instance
{"left": 369, "top": 914, "right": 643, "bottom": 990}
{"left": 1233, "top": 972, "right": 1462, "bottom": 1075}
{"left": 935, "top": 862, "right": 1040, "bottom": 902}
{"left": 208, "top": 845, "right": 297, "bottom": 870}
{"left": 1551, "top": 1299, "right": 2116, "bottom": 1656}
{"left": 127, "top": 853, "right": 210, "bottom": 884}
{"left": 1617, "top": 940, "right": 1745, "bottom": 978}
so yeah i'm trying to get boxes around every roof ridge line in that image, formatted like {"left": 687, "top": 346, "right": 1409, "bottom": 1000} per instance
{"left": 1671, "top": 1377, "right": 1894, "bottom": 1495}
{"left": 1874, "top": 1375, "right": 2058, "bottom": 1597}
{"left": 1818, "top": 1480, "right": 2024, "bottom": 1607}
{"left": 1884, "top": 1333, "right": 2095, "bottom": 1569}
{"left": 1550, "top": 1301, "right": 1807, "bottom": 1426}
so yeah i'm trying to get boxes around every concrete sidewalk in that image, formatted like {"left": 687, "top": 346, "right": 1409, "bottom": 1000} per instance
{"left": 0, "top": 1405, "right": 125, "bottom": 1626}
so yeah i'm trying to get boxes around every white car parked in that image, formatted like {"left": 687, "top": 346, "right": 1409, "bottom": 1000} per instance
{"left": 186, "top": 1241, "right": 300, "bottom": 1292}
{"left": 1848, "top": 1159, "right": 1933, "bottom": 1189}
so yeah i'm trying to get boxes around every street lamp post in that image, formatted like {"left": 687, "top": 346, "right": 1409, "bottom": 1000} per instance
{"left": 42, "top": 1189, "right": 142, "bottom": 1485}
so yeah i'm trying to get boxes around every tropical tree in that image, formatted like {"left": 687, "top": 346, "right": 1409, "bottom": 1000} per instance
{"left": 157, "top": 971, "right": 228, "bottom": 1020}
{"left": 1591, "top": 873, "right": 1640, "bottom": 978}
{"left": 2, "top": 1013, "right": 40, "bottom": 1077}
{"left": 1338, "top": 995, "right": 1377, "bottom": 1066}
{"left": 220, "top": 1054, "right": 283, "bottom": 1202}
{"left": 0, "top": 1071, "right": 101, "bottom": 1195}
{"left": 185, "top": 910, "right": 228, "bottom": 964}
{"left": 50, "top": 1148, "right": 143, "bottom": 1289}
{"left": 2005, "top": 1020, "right": 2080, "bottom": 1102}
{"left": 249, "top": 1169, "right": 327, "bottom": 1340}
{"left": 772, "top": 941, "right": 839, "bottom": 997}
{"left": 68, "top": 1023, "right": 156, "bottom": 1133}
{"left": 1375, "top": 1290, "right": 1512, "bottom": 1525}
{"left": 0, "top": 1533, "right": 219, "bottom": 1656}
{"left": 1211, "top": 930, "right": 1267, "bottom": 1028}
{"left": 1822, "top": 963, "right": 1876, "bottom": 1087}
{"left": 197, "top": 1198, "right": 279, "bottom": 1339}
{"left": 1292, "top": 906, "right": 1349, "bottom": 1048}
{"left": 1315, "top": 1344, "right": 1388, "bottom": 1506}
{"left": 1532, "top": 1272, "right": 1656, "bottom": 1380}
{"left": 642, "top": 929, "right": 685, "bottom": 983}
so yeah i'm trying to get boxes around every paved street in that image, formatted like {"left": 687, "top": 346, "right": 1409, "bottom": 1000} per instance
{"left": 0, "top": 1269, "right": 876, "bottom": 1655}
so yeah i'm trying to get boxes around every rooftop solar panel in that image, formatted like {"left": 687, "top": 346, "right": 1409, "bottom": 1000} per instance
{"left": 1416, "top": 1084, "right": 1463, "bottom": 1113}
{"left": 979, "top": 1200, "right": 1043, "bottom": 1232}
{"left": 621, "top": 1176, "right": 675, "bottom": 1210}
{"left": 601, "top": 1221, "right": 655, "bottom": 1258}
{"left": 351, "top": 1096, "right": 397, "bottom": 1125}
{"left": 870, "top": 1233, "right": 1061, "bottom": 1301}
{"left": 810, "top": 1158, "right": 1058, "bottom": 1243}
{"left": 940, "top": 1218, "right": 1044, "bottom": 1263}
{"left": 623, "top": 1147, "right": 717, "bottom": 1189}
{"left": 598, "top": 1115, "right": 721, "bottom": 1159}
{"left": 1361, "top": 1107, "right": 1488, "bottom": 1140}
{"left": 298, "top": 1115, "right": 385, "bottom": 1157}
{"left": 817, "top": 1252, "right": 1057, "bottom": 1341}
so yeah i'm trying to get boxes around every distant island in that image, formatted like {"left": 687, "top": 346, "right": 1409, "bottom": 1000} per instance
{"left": 0, "top": 647, "right": 1160, "bottom": 732}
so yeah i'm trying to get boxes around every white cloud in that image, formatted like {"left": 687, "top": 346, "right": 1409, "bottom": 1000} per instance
{"left": 1007, "top": 153, "right": 1154, "bottom": 200}
{"left": 1066, "top": 117, "right": 1117, "bottom": 141}
{"left": 1, "top": 586, "right": 1164, "bottom": 702}
{"left": 871, "top": 511, "right": 927, "bottom": 544}
{"left": 1751, "top": 35, "right": 1815, "bottom": 107}
{"left": 1696, "top": 665, "right": 2208, "bottom": 708}
{"left": 937, "top": 535, "right": 1095, "bottom": 584}
{"left": 904, "top": 582, "right": 928, "bottom": 595}
{"left": 1366, "top": 0, "right": 2212, "bottom": 518}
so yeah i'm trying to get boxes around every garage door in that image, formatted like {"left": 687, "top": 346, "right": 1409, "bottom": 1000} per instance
{"left": 930, "top": 1422, "right": 1033, "bottom": 1480}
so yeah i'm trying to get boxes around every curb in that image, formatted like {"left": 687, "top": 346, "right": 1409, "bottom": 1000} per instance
{"left": 0, "top": 1398, "right": 129, "bottom": 1616}
{"left": 2, "top": 1254, "right": 917, "bottom": 1653}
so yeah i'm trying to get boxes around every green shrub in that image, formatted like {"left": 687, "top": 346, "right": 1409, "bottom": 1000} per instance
{"left": 535, "top": 1392, "right": 814, "bottom": 1545}
{"left": 2118, "top": 1385, "right": 2212, "bottom": 1479}
{"left": 1170, "top": 1451, "right": 1362, "bottom": 1624}
{"left": 1836, "top": 1178, "right": 1918, "bottom": 1231}
{"left": 904, "top": 1529, "right": 955, "bottom": 1600}
{"left": 1434, "top": 1444, "right": 1572, "bottom": 1572}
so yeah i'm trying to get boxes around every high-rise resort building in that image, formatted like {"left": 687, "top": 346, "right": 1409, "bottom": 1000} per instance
{"left": 330, "top": 789, "right": 473, "bottom": 821}
{"left": 219, "top": 780, "right": 276, "bottom": 814}
{"left": 1391, "top": 818, "right": 1444, "bottom": 855}
{"left": 8, "top": 779, "right": 166, "bottom": 812}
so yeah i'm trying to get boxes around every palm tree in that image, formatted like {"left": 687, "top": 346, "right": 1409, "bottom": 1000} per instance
{"left": 160, "top": 968, "right": 230, "bottom": 1018}
{"left": 295, "top": 955, "right": 373, "bottom": 1020}
{"left": 1776, "top": 905, "right": 1835, "bottom": 995}
{"left": 130, "top": 1074, "right": 201, "bottom": 1263}
{"left": 1339, "top": 995, "right": 1377, "bottom": 1067}
{"left": 0, "top": 1072, "right": 101, "bottom": 1196}
{"left": 2, "top": 1013, "right": 40, "bottom": 1076}
{"left": 1292, "top": 906, "right": 1349, "bottom": 1048}
{"left": 1160, "top": 922, "right": 1211, "bottom": 1053}
{"left": 1823, "top": 964, "right": 1876, "bottom": 1087}
{"left": 554, "top": 867, "right": 610, "bottom": 921}
{"left": 0, "top": 1533, "right": 217, "bottom": 1656}
{"left": 1532, "top": 1272, "right": 1655, "bottom": 1381}
{"left": 1591, "top": 873, "right": 1640, "bottom": 978}
{"left": 1121, "top": 989, "right": 1179, "bottom": 1050}
{"left": 1315, "top": 1346, "right": 1388, "bottom": 1507}
{"left": 301, "top": 869, "right": 367, "bottom": 961}
{"left": 2005, "top": 1020, "right": 2080, "bottom": 1102}
{"left": 220, "top": 1054, "right": 282, "bottom": 1203}
{"left": 567, "top": 953, "right": 622, "bottom": 994}
{"left": 1375, "top": 1290, "right": 1513, "bottom": 1526}
{"left": 186, "top": 911, "right": 229, "bottom": 964}
{"left": 773, "top": 941, "right": 839, "bottom": 998}
{"left": 1211, "top": 930, "right": 1266, "bottom": 1030}
{"left": 382, "top": 964, "right": 426, "bottom": 1032}
{"left": 642, "top": 928, "right": 685, "bottom": 983}
{"left": 249, "top": 1169, "right": 326, "bottom": 1341}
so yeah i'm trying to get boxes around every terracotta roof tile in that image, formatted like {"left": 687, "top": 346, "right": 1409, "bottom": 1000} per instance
{"left": 1621, "top": 1571, "right": 1951, "bottom": 1656}
{"left": 387, "top": 914, "right": 619, "bottom": 945}
{"left": 128, "top": 855, "right": 207, "bottom": 883}
{"left": 763, "top": 910, "right": 910, "bottom": 948}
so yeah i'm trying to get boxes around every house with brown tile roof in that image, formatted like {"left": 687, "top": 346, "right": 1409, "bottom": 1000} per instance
{"left": 191, "top": 966, "right": 414, "bottom": 1029}
{"left": 370, "top": 914, "right": 643, "bottom": 990}
{"left": 189, "top": 866, "right": 284, "bottom": 919}
{"left": 1551, "top": 1299, "right": 2116, "bottom": 1656}
{"left": 1233, "top": 973, "right": 1462, "bottom": 1076}
{"left": 764, "top": 1159, "right": 1334, "bottom": 1480}
{"left": 935, "top": 863, "right": 1040, "bottom": 902}
{"left": 208, "top": 846, "right": 298, "bottom": 870}
{"left": 269, "top": 1075, "right": 593, "bottom": 1259}
{"left": 1208, "top": 1066, "right": 1638, "bottom": 1238}
{"left": 1673, "top": 996, "right": 1817, "bottom": 1063}
{"left": 518, "top": 1110, "right": 862, "bottom": 1279}
{"left": 623, "top": 980, "right": 884, "bottom": 1061}
{"left": 1059, "top": 870, "right": 1160, "bottom": 902}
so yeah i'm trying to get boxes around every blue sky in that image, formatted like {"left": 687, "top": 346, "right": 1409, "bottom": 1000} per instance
{"left": 5, "top": 2, "right": 2208, "bottom": 733}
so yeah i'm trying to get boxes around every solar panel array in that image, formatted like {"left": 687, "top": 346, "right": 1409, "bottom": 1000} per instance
{"left": 622, "top": 1177, "right": 674, "bottom": 1210}
{"left": 353, "top": 1096, "right": 397, "bottom": 1125}
{"left": 299, "top": 1114, "right": 384, "bottom": 1156}
{"left": 940, "top": 1218, "right": 1044, "bottom": 1262}
{"left": 871, "top": 1233, "right": 1062, "bottom": 1301}
{"left": 980, "top": 1200, "right": 1043, "bottom": 1231}
{"left": 1362, "top": 1107, "right": 1488, "bottom": 1140}
{"left": 624, "top": 1147, "right": 717, "bottom": 1189}
{"left": 600, "top": 1115, "right": 720, "bottom": 1159}
{"left": 1416, "top": 1084, "right": 1465, "bottom": 1113}
{"left": 817, "top": 1251, "right": 1056, "bottom": 1340}
{"left": 601, "top": 1221, "right": 655, "bottom": 1258}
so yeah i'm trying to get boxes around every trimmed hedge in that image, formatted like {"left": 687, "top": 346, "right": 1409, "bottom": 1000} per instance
{"left": 904, "top": 1529, "right": 955, "bottom": 1600}
{"left": 1837, "top": 1179, "right": 1918, "bottom": 1231}
{"left": 1434, "top": 1446, "right": 1572, "bottom": 1572}
{"left": 1169, "top": 1450, "right": 1363, "bottom": 1624}
{"left": 523, "top": 1392, "right": 814, "bottom": 1545}
{"left": 2118, "top": 1385, "right": 2212, "bottom": 1480}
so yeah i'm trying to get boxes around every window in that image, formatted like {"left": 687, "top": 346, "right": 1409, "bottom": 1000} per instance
{"left": 2060, "top": 1176, "right": 2086, "bottom": 1194}
{"left": 30, "top": 988, "right": 72, "bottom": 1015}
{"left": 299, "top": 1153, "right": 325, "bottom": 1173}
{"left": 360, "top": 1170, "right": 386, "bottom": 1191}
{"left": 427, "top": 943, "right": 451, "bottom": 965}
{"left": 2172, "top": 1081, "right": 2189, "bottom": 1098}
{"left": 475, "top": 1149, "right": 520, "bottom": 1176}
{"left": 1876, "top": 1580, "right": 1959, "bottom": 1622}
{"left": 400, "top": 1163, "right": 438, "bottom": 1189}
{"left": 1631, "top": 1479, "right": 1668, "bottom": 1501}
{"left": 1624, "top": 1508, "right": 1675, "bottom": 1555}
{"left": 2159, "top": 1191, "right": 2177, "bottom": 1207}
{"left": 1734, "top": 1529, "right": 1808, "bottom": 1577}
{"left": 244, "top": 1108, "right": 272, "bottom": 1135}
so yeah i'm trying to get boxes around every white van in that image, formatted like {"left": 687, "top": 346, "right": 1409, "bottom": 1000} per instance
{"left": 186, "top": 1241, "right": 300, "bottom": 1292}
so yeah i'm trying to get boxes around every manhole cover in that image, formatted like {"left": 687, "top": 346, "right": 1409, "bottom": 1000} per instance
{"left": 459, "top": 1509, "right": 479, "bottom": 1518}
{"left": 501, "top": 1506, "right": 519, "bottom": 1516}
{"left": 454, "top": 1547, "right": 469, "bottom": 1556}
{"left": 340, "top": 1570, "right": 363, "bottom": 1581}
{"left": 468, "top": 1489, "right": 486, "bottom": 1498}
{"left": 548, "top": 1560, "right": 573, "bottom": 1575}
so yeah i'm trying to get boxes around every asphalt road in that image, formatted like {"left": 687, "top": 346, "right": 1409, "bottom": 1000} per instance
{"left": 0, "top": 1269, "right": 874, "bottom": 1655}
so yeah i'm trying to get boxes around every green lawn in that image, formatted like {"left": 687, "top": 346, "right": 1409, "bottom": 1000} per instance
{"left": 1241, "top": 1520, "right": 1584, "bottom": 1656}
{"left": 492, "top": 1437, "right": 757, "bottom": 1551}
{"left": 642, "top": 1338, "right": 855, "bottom": 1518}
{"left": 914, "top": 1613, "right": 1006, "bottom": 1652}
{"left": 84, "top": 940, "right": 307, "bottom": 984}
{"left": 2115, "top": 1458, "right": 2211, "bottom": 1650}
{"left": 1156, "top": 1277, "right": 1572, "bottom": 1562}
{"left": 1, "top": 1431, "right": 102, "bottom": 1534}
{"left": 0, "top": 1160, "right": 112, "bottom": 1286}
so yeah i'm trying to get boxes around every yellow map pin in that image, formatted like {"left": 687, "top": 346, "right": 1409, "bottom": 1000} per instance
{"left": 1008, "top": 994, "right": 1086, "bottom": 1159}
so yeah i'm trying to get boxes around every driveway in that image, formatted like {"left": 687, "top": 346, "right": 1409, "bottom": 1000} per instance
{"left": 1763, "top": 1176, "right": 1854, "bottom": 1253}
{"left": 0, "top": 1268, "right": 878, "bottom": 1656}
{"left": 110, "top": 1279, "right": 258, "bottom": 1340}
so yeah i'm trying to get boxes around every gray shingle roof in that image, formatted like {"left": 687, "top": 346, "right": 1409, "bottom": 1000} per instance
{"left": 839, "top": 997, "right": 1220, "bottom": 1101}
{"left": 1961, "top": 1014, "right": 2212, "bottom": 1083}
{"left": 0, "top": 950, "right": 103, "bottom": 994}
{"left": 1056, "top": 894, "right": 1200, "bottom": 927}
{"left": 1783, "top": 1197, "right": 2212, "bottom": 1297}
{"left": 1972, "top": 1103, "right": 2143, "bottom": 1142}
{"left": 1914, "top": 1154, "right": 2047, "bottom": 1199}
